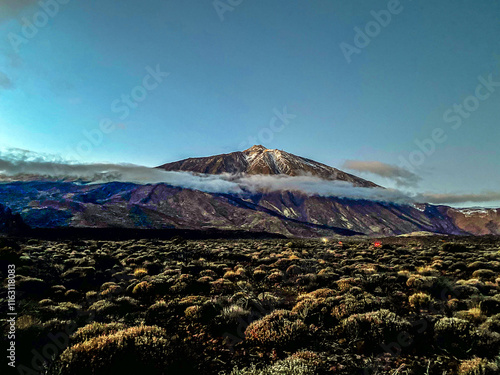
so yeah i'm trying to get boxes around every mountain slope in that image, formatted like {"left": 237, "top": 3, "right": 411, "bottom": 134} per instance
{"left": 447, "top": 207, "right": 500, "bottom": 235}
{"left": 0, "top": 181, "right": 474, "bottom": 237}
{"left": 158, "top": 145, "right": 379, "bottom": 188}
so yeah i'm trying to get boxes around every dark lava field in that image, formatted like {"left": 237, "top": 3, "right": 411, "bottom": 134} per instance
{"left": 2, "top": 235, "right": 500, "bottom": 375}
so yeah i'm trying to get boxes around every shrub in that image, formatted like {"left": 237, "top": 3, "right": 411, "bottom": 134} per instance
{"left": 406, "top": 275, "right": 438, "bottom": 290}
{"left": 292, "top": 290, "right": 337, "bottom": 326}
{"left": 145, "top": 300, "right": 178, "bottom": 329}
{"left": 40, "top": 302, "right": 82, "bottom": 320}
{"left": 434, "top": 317, "right": 475, "bottom": 356}
{"left": 475, "top": 329, "right": 500, "bottom": 358}
{"left": 17, "top": 276, "right": 48, "bottom": 296}
{"left": 223, "top": 270, "right": 238, "bottom": 280}
{"left": 101, "top": 284, "right": 122, "bottom": 298}
{"left": 472, "top": 269, "right": 496, "bottom": 281}
{"left": 225, "top": 358, "right": 315, "bottom": 375}
{"left": 16, "top": 315, "right": 41, "bottom": 330}
{"left": 183, "top": 305, "right": 202, "bottom": 321}
{"left": 61, "top": 267, "right": 97, "bottom": 289}
{"left": 133, "top": 267, "right": 148, "bottom": 279}
{"left": 39, "top": 298, "right": 55, "bottom": 307}
{"left": 221, "top": 304, "right": 252, "bottom": 324}
{"left": 455, "top": 308, "right": 485, "bottom": 325}
{"left": 71, "top": 322, "right": 126, "bottom": 344}
{"left": 408, "top": 292, "right": 433, "bottom": 310}
{"left": 88, "top": 300, "right": 120, "bottom": 318}
{"left": 479, "top": 297, "right": 500, "bottom": 316}
{"left": 210, "top": 278, "right": 235, "bottom": 294}
{"left": 132, "top": 281, "right": 152, "bottom": 296}
{"left": 331, "top": 293, "right": 380, "bottom": 321}
{"left": 253, "top": 269, "right": 267, "bottom": 281}
{"left": 244, "top": 310, "right": 308, "bottom": 350}
{"left": 0, "top": 245, "right": 21, "bottom": 265}
{"left": 257, "top": 292, "right": 283, "bottom": 311}
{"left": 56, "top": 326, "right": 177, "bottom": 375}
{"left": 64, "top": 289, "right": 81, "bottom": 302}
{"left": 266, "top": 272, "right": 283, "bottom": 283}
{"left": 339, "top": 309, "right": 412, "bottom": 353}
{"left": 442, "top": 243, "right": 467, "bottom": 252}
{"left": 457, "top": 357, "right": 499, "bottom": 375}
{"left": 480, "top": 314, "right": 500, "bottom": 333}
{"left": 94, "top": 253, "right": 120, "bottom": 271}
{"left": 115, "top": 296, "right": 140, "bottom": 314}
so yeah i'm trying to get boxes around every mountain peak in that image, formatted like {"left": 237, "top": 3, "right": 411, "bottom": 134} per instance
{"left": 157, "top": 146, "right": 379, "bottom": 187}
{"left": 245, "top": 145, "right": 268, "bottom": 152}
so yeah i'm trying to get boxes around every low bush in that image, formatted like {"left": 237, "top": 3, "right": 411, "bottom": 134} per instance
{"left": 434, "top": 317, "right": 476, "bottom": 357}
{"left": 339, "top": 309, "right": 412, "bottom": 353}
{"left": 244, "top": 310, "right": 308, "bottom": 350}
{"left": 56, "top": 326, "right": 179, "bottom": 375}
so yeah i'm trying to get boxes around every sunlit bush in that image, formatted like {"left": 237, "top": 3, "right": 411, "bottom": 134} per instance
{"left": 244, "top": 310, "right": 308, "bottom": 349}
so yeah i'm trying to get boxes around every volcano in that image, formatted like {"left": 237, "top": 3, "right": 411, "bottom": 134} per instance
{"left": 158, "top": 145, "right": 379, "bottom": 188}
{"left": 0, "top": 146, "right": 497, "bottom": 237}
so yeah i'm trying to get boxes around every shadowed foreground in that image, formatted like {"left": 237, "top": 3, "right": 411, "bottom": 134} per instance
{"left": 2, "top": 236, "right": 500, "bottom": 374}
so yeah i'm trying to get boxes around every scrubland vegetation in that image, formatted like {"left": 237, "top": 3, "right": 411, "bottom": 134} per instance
{"left": 2, "top": 236, "right": 500, "bottom": 374}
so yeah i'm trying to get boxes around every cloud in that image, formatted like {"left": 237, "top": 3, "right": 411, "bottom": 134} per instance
{"left": 0, "top": 148, "right": 413, "bottom": 203}
{"left": 342, "top": 160, "right": 421, "bottom": 187}
{"left": 0, "top": 148, "right": 243, "bottom": 194}
{"left": 0, "top": 71, "right": 13, "bottom": 89}
{"left": 418, "top": 192, "right": 500, "bottom": 205}
{"left": 3, "top": 148, "right": 497, "bottom": 207}
{"left": 235, "top": 174, "right": 412, "bottom": 203}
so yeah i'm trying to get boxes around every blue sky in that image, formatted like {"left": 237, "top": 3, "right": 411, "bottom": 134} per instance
{"left": 0, "top": 0, "right": 499, "bottom": 206}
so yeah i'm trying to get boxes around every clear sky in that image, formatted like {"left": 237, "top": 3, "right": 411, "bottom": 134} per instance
{"left": 0, "top": 0, "right": 499, "bottom": 205}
